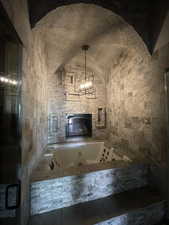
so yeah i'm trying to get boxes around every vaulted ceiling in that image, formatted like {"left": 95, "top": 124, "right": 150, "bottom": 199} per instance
{"left": 28, "top": 0, "right": 169, "bottom": 53}
{"left": 33, "top": 4, "right": 143, "bottom": 75}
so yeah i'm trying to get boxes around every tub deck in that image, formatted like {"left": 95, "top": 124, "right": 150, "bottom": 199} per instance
{"left": 31, "top": 157, "right": 138, "bottom": 182}
{"left": 31, "top": 140, "right": 140, "bottom": 182}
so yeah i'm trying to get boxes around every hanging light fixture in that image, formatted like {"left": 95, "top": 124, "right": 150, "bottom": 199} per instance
{"left": 79, "top": 45, "right": 93, "bottom": 93}
{"left": 0, "top": 73, "right": 18, "bottom": 86}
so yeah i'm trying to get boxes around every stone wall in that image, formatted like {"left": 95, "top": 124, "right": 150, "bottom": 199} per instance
{"left": 106, "top": 48, "right": 167, "bottom": 165}
{"left": 22, "top": 29, "right": 48, "bottom": 176}
{"left": 31, "top": 164, "right": 148, "bottom": 215}
{"left": 21, "top": 27, "right": 49, "bottom": 225}
{"left": 1, "top": 0, "right": 49, "bottom": 171}
{"left": 1, "top": 1, "right": 168, "bottom": 223}
{"left": 0, "top": 1, "right": 49, "bottom": 224}
{"left": 47, "top": 63, "right": 107, "bottom": 143}
{"left": 96, "top": 202, "right": 165, "bottom": 225}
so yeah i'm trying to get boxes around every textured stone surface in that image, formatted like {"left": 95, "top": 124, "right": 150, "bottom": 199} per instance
{"left": 1, "top": 2, "right": 168, "bottom": 224}
{"left": 31, "top": 164, "right": 148, "bottom": 215}
{"left": 95, "top": 202, "right": 165, "bottom": 225}
{"left": 157, "top": 42, "right": 169, "bottom": 69}
{"left": 0, "top": 1, "right": 33, "bottom": 224}
{"left": 48, "top": 63, "right": 107, "bottom": 144}
{"left": 20, "top": 28, "right": 49, "bottom": 225}
{"left": 1, "top": 0, "right": 49, "bottom": 172}
{"left": 1, "top": 1, "right": 49, "bottom": 224}
{"left": 22, "top": 30, "right": 49, "bottom": 173}
{"left": 21, "top": 27, "right": 49, "bottom": 225}
{"left": 31, "top": 142, "right": 132, "bottom": 182}
{"left": 35, "top": 4, "right": 148, "bottom": 75}
{"left": 33, "top": 4, "right": 167, "bottom": 165}
{"left": 106, "top": 49, "right": 167, "bottom": 165}
{"left": 29, "top": 187, "right": 165, "bottom": 225}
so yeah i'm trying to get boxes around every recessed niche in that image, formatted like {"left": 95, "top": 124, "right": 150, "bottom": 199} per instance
{"left": 96, "top": 108, "right": 106, "bottom": 129}
{"left": 66, "top": 114, "right": 92, "bottom": 137}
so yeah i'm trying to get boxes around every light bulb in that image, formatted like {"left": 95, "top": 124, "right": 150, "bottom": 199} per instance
{"left": 86, "top": 81, "right": 92, "bottom": 88}
{"left": 9, "top": 79, "right": 13, "bottom": 84}
{"left": 4, "top": 78, "right": 9, "bottom": 83}
{"left": 12, "top": 80, "right": 17, "bottom": 85}
{"left": 0, "top": 77, "right": 4, "bottom": 82}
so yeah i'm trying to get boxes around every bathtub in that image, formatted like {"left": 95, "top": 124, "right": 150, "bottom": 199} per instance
{"left": 31, "top": 141, "right": 132, "bottom": 182}
{"left": 46, "top": 141, "right": 109, "bottom": 168}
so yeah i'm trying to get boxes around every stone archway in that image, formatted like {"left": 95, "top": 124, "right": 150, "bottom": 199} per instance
{"left": 28, "top": 0, "right": 169, "bottom": 53}
{"left": 31, "top": 3, "right": 167, "bottom": 164}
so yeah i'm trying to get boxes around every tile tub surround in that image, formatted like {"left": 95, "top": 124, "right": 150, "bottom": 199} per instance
{"left": 95, "top": 202, "right": 165, "bottom": 225}
{"left": 31, "top": 164, "right": 148, "bottom": 215}
{"left": 29, "top": 187, "right": 165, "bottom": 225}
{"left": 46, "top": 141, "right": 105, "bottom": 168}
{"left": 31, "top": 141, "right": 133, "bottom": 182}
{"left": 47, "top": 141, "right": 132, "bottom": 167}
{"left": 31, "top": 160, "right": 134, "bottom": 182}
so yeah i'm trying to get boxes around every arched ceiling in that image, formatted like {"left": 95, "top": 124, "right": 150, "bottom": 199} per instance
{"left": 28, "top": 0, "right": 169, "bottom": 53}
{"left": 33, "top": 4, "right": 147, "bottom": 75}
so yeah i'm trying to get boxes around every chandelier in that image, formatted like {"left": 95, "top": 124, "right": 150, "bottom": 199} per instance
{"left": 79, "top": 45, "right": 93, "bottom": 94}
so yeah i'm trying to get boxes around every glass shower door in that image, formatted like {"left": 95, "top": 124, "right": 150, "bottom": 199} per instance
{"left": 0, "top": 4, "right": 22, "bottom": 225}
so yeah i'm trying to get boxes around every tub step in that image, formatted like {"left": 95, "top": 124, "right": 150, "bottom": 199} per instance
{"left": 31, "top": 164, "right": 148, "bottom": 215}
{"left": 29, "top": 187, "right": 165, "bottom": 225}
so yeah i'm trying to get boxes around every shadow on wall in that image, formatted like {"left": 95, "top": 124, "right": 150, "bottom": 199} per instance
{"left": 30, "top": 164, "right": 149, "bottom": 215}
{"left": 23, "top": 119, "right": 33, "bottom": 153}
{"left": 48, "top": 66, "right": 67, "bottom": 144}
{"left": 71, "top": 174, "right": 86, "bottom": 203}
{"left": 148, "top": 165, "right": 168, "bottom": 199}
{"left": 95, "top": 202, "right": 165, "bottom": 225}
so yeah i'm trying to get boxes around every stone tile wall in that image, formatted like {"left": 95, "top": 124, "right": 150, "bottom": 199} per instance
{"left": 47, "top": 63, "right": 107, "bottom": 144}
{"left": 96, "top": 202, "right": 165, "bottom": 225}
{"left": 31, "top": 164, "right": 148, "bottom": 215}
{"left": 1, "top": 1, "right": 49, "bottom": 224}
{"left": 1, "top": 2, "right": 168, "bottom": 223}
{"left": 106, "top": 49, "right": 167, "bottom": 165}
{"left": 21, "top": 27, "right": 49, "bottom": 225}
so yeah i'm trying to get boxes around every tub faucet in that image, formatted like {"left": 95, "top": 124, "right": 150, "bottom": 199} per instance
{"left": 49, "top": 160, "right": 55, "bottom": 170}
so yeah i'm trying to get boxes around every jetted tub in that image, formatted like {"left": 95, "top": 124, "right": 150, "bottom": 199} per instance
{"left": 31, "top": 141, "right": 132, "bottom": 181}
{"left": 46, "top": 141, "right": 107, "bottom": 168}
